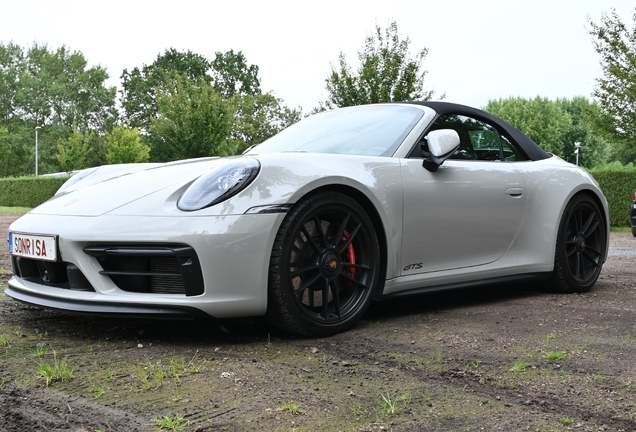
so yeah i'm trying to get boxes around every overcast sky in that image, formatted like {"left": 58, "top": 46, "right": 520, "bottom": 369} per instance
{"left": 1, "top": 1, "right": 634, "bottom": 113}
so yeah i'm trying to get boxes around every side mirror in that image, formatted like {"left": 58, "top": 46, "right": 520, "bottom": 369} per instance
{"left": 423, "top": 129, "right": 460, "bottom": 172}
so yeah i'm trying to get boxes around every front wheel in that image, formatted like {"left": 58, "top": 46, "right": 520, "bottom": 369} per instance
{"left": 549, "top": 194, "right": 607, "bottom": 293}
{"left": 266, "top": 191, "right": 380, "bottom": 336}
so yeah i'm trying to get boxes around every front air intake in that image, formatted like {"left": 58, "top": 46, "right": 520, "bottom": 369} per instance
{"left": 83, "top": 245, "right": 204, "bottom": 296}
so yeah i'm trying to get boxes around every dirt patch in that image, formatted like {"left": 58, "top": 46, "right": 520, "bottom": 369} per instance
{"left": 1, "top": 212, "right": 635, "bottom": 431}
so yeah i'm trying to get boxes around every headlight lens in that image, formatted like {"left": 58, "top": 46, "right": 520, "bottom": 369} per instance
{"left": 56, "top": 167, "right": 99, "bottom": 195}
{"left": 177, "top": 157, "right": 260, "bottom": 211}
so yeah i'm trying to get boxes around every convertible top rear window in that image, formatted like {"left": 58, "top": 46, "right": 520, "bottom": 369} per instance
{"left": 247, "top": 105, "right": 424, "bottom": 157}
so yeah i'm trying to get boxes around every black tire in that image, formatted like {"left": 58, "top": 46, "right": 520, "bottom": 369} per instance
{"left": 632, "top": 226, "right": 636, "bottom": 237}
{"left": 266, "top": 191, "right": 380, "bottom": 336}
{"left": 549, "top": 194, "right": 606, "bottom": 293}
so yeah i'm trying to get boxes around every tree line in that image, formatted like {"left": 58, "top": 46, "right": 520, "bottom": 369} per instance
{"left": 0, "top": 45, "right": 302, "bottom": 176}
{"left": 0, "top": 10, "right": 635, "bottom": 176}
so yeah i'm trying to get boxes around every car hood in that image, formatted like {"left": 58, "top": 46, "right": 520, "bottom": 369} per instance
{"left": 31, "top": 158, "right": 221, "bottom": 217}
{"left": 28, "top": 153, "right": 401, "bottom": 220}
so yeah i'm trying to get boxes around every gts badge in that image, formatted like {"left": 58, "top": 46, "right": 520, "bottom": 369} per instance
{"left": 403, "top": 263, "right": 423, "bottom": 271}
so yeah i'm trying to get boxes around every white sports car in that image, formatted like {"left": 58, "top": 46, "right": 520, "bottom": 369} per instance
{"left": 6, "top": 102, "right": 609, "bottom": 336}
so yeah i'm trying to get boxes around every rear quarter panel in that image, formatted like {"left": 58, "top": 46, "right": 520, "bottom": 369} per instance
{"left": 509, "top": 157, "right": 609, "bottom": 269}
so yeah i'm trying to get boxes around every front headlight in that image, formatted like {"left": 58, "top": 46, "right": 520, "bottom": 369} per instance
{"left": 56, "top": 167, "right": 99, "bottom": 195}
{"left": 177, "top": 157, "right": 260, "bottom": 211}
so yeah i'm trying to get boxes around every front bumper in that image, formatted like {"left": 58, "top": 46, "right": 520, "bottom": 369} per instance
{"left": 6, "top": 212, "right": 286, "bottom": 318}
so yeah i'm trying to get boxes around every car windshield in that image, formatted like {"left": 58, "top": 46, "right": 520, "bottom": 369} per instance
{"left": 246, "top": 105, "right": 424, "bottom": 157}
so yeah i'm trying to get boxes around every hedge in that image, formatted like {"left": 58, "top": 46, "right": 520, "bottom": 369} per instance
{"left": 588, "top": 168, "right": 636, "bottom": 227}
{"left": 0, "top": 176, "right": 69, "bottom": 208}
{"left": 0, "top": 168, "right": 634, "bottom": 227}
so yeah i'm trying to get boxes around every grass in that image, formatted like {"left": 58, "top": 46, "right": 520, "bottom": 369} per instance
{"left": 378, "top": 392, "right": 411, "bottom": 416}
{"left": 431, "top": 349, "right": 443, "bottom": 363}
{"left": 561, "top": 417, "right": 575, "bottom": 426}
{"left": 88, "top": 379, "right": 106, "bottom": 398}
{"left": 171, "top": 387, "right": 182, "bottom": 402}
{"left": 350, "top": 401, "right": 368, "bottom": 420}
{"left": 106, "top": 367, "right": 116, "bottom": 381}
{"left": 545, "top": 333, "right": 557, "bottom": 348}
{"left": 135, "top": 355, "right": 202, "bottom": 390}
{"left": 0, "top": 335, "right": 9, "bottom": 347}
{"left": 610, "top": 226, "right": 631, "bottom": 232}
{"left": 153, "top": 414, "right": 189, "bottom": 431}
{"left": 168, "top": 354, "right": 202, "bottom": 382}
{"left": 31, "top": 347, "right": 48, "bottom": 358}
{"left": 510, "top": 361, "right": 534, "bottom": 372}
{"left": 0, "top": 377, "right": 10, "bottom": 390}
{"left": 137, "top": 358, "right": 168, "bottom": 389}
{"left": 169, "top": 358, "right": 184, "bottom": 382}
{"left": 36, "top": 351, "right": 74, "bottom": 386}
{"left": 466, "top": 359, "right": 481, "bottom": 370}
{"left": 281, "top": 402, "right": 303, "bottom": 414}
{"left": 0, "top": 206, "right": 31, "bottom": 214}
{"left": 544, "top": 351, "right": 568, "bottom": 361}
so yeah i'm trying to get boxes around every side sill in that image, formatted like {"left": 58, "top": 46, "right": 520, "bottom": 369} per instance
{"left": 380, "top": 272, "right": 552, "bottom": 300}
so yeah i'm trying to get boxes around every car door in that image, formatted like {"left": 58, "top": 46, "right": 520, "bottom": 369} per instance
{"left": 400, "top": 114, "right": 528, "bottom": 275}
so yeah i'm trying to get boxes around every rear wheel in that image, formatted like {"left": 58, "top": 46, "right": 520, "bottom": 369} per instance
{"left": 266, "top": 191, "right": 380, "bottom": 336}
{"left": 550, "top": 194, "right": 606, "bottom": 293}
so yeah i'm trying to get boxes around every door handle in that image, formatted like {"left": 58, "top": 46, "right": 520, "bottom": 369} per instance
{"left": 505, "top": 187, "right": 523, "bottom": 197}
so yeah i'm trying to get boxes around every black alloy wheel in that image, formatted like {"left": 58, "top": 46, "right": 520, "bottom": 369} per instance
{"left": 551, "top": 194, "right": 607, "bottom": 293}
{"left": 266, "top": 191, "right": 380, "bottom": 336}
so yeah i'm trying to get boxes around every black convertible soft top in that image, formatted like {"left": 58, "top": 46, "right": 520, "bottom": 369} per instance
{"left": 405, "top": 101, "right": 552, "bottom": 161}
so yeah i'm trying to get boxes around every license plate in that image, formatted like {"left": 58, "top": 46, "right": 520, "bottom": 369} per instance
{"left": 9, "top": 232, "right": 57, "bottom": 262}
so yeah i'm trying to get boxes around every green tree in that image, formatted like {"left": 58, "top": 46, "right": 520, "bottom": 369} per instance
{"left": 0, "top": 126, "right": 11, "bottom": 173}
{"left": 588, "top": 9, "right": 636, "bottom": 144}
{"left": 556, "top": 97, "right": 611, "bottom": 168}
{"left": 484, "top": 97, "right": 572, "bottom": 156}
{"left": 120, "top": 48, "right": 213, "bottom": 131}
{"left": 148, "top": 78, "right": 234, "bottom": 161}
{"left": 484, "top": 96, "right": 612, "bottom": 168}
{"left": 211, "top": 50, "right": 261, "bottom": 99}
{"left": 0, "top": 42, "right": 116, "bottom": 175}
{"left": 105, "top": 126, "right": 149, "bottom": 164}
{"left": 0, "top": 42, "right": 24, "bottom": 125}
{"left": 322, "top": 21, "right": 441, "bottom": 109}
{"left": 56, "top": 125, "right": 95, "bottom": 172}
{"left": 120, "top": 48, "right": 265, "bottom": 132}
{"left": 18, "top": 43, "right": 116, "bottom": 130}
{"left": 230, "top": 93, "right": 302, "bottom": 153}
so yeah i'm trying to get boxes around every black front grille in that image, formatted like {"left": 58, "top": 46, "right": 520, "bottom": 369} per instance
{"left": 11, "top": 256, "right": 94, "bottom": 292}
{"left": 83, "top": 245, "right": 204, "bottom": 296}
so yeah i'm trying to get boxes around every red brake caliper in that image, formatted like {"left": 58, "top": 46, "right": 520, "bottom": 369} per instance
{"left": 342, "top": 230, "right": 356, "bottom": 282}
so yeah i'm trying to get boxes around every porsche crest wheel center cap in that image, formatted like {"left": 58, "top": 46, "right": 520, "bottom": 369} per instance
{"left": 321, "top": 252, "right": 340, "bottom": 277}
{"left": 576, "top": 235, "right": 586, "bottom": 252}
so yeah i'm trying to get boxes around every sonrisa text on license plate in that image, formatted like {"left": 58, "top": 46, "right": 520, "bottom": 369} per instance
{"left": 9, "top": 232, "right": 57, "bottom": 262}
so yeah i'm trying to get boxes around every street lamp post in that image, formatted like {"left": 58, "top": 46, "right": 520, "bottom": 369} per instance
{"left": 35, "top": 126, "right": 40, "bottom": 176}
{"left": 574, "top": 142, "right": 581, "bottom": 166}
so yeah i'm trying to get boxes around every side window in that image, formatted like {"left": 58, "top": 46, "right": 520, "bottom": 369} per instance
{"left": 412, "top": 114, "right": 525, "bottom": 162}
{"left": 467, "top": 129, "right": 502, "bottom": 161}
{"left": 501, "top": 135, "right": 524, "bottom": 161}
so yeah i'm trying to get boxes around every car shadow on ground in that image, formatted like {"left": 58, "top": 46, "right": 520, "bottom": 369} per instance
{"left": 6, "top": 281, "right": 550, "bottom": 345}
{"left": 363, "top": 280, "right": 548, "bottom": 322}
